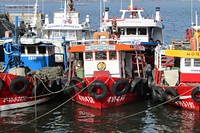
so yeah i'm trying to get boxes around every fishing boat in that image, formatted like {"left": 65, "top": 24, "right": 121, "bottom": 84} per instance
{"left": 151, "top": 21, "right": 200, "bottom": 111}
{"left": 42, "top": 0, "right": 94, "bottom": 63}
{"left": 66, "top": 31, "right": 148, "bottom": 109}
{"left": 101, "top": 0, "right": 164, "bottom": 68}
{"left": 0, "top": 17, "right": 68, "bottom": 111}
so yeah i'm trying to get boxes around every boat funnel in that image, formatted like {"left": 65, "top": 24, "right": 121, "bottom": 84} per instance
{"left": 45, "top": 14, "right": 49, "bottom": 25}
{"left": 104, "top": 7, "right": 109, "bottom": 20}
{"left": 155, "top": 7, "right": 161, "bottom": 21}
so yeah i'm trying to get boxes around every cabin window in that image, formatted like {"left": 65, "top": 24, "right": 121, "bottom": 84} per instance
{"left": 138, "top": 28, "right": 147, "bottom": 35}
{"left": 109, "top": 51, "right": 117, "bottom": 60}
{"left": 127, "top": 28, "right": 136, "bottom": 35}
{"left": 21, "top": 46, "right": 25, "bottom": 54}
{"left": 85, "top": 52, "right": 93, "bottom": 60}
{"left": 52, "top": 30, "right": 60, "bottom": 37}
{"left": 194, "top": 59, "right": 200, "bottom": 67}
{"left": 185, "top": 58, "right": 191, "bottom": 67}
{"left": 95, "top": 51, "right": 107, "bottom": 60}
{"left": 60, "top": 30, "right": 67, "bottom": 37}
{"left": 38, "top": 46, "right": 46, "bottom": 54}
{"left": 27, "top": 47, "right": 36, "bottom": 54}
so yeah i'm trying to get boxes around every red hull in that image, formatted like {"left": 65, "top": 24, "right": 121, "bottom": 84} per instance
{"left": 154, "top": 85, "right": 200, "bottom": 111}
{"left": 0, "top": 73, "right": 54, "bottom": 111}
{"left": 70, "top": 76, "right": 142, "bottom": 109}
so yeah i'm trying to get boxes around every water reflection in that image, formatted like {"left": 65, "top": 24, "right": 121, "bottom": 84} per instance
{"left": 0, "top": 99, "right": 200, "bottom": 132}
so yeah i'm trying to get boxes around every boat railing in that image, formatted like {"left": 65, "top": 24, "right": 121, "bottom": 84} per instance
{"left": 171, "top": 39, "right": 190, "bottom": 50}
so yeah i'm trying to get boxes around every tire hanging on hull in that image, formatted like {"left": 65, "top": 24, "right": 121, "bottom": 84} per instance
{"left": 9, "top": 76, "right": 29, "bottom": 94}
{"left": 192, "top": 86, "right": 200, "bottom": 102}
{"left": 88, "top": 80, "right": 108, "bottom": 100}
{"left": 163, "top": 87, "right": 179, "bottom": 102}
{"left": 112, "top": 78, "right": 129, "bottom": 96}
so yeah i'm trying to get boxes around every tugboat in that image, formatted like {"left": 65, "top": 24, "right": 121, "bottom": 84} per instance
{"left": 151, "top": 21, "right": 200, "bottom": 111}
{"left": 66, "top": 31, "right": 147, "bottom": 109}
{"left": 0, "top": 16, "right": 67, "bottom": 111}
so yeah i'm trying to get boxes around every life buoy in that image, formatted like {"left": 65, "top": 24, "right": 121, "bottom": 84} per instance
{"left": 129, "top": 77, "right": 141, "bottom": 93}
{"left": 9, "top": 76, "right": 29, "bottom": 94}
{"left": 152, "top": 86, "right": 164, "bottom": 102}
{"left": 192, "top": 86, "right": 200, "bottom": 102}
{"left": 0, "top": 78, "right": 4, "bottom": 93}
{"left": 69, "top": 76, "right": 86, "bottom": 92}
{"left": 163, "top": 87, "right": 179, "bottom": 102}
{"left": 88, "top": 80, "right": 108, "bottom": 100}
{"left": 112, "top": 78, "right": 129, "bottom": 96}
{"left": 31, "top": 80, "right": 46, "bottom": 96}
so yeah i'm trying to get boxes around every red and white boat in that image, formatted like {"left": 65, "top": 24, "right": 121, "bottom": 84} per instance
{"left": 151, "top": 24, "right": 200, "bottom": 111}
{"left": 66, "top": 31, "right": 148, "bottom": 109}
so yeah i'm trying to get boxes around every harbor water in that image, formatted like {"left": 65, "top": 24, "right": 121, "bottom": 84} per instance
{"left": 1, "top": 0, "right": 200, "bottom": 132}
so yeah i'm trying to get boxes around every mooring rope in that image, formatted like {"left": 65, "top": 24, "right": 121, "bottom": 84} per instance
{"left": 0, "top": 77, "right": 196, "bottom": 132}
{"left": 0, "top": 77, "right": 98, "bottom": 133}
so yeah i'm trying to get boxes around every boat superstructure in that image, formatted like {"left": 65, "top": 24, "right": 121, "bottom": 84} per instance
{"left": 101, "top": 0, "right": 164, "bottom": 66}
{"left": 42, "top": 0, "right": 94, "bottom": 63}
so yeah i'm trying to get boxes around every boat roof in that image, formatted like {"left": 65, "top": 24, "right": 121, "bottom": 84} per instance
{"left": 162, "top": 49, "right": 200, "bottom": 58}
{"left": 67, "top": 40, "right": 145, "bottom": 52}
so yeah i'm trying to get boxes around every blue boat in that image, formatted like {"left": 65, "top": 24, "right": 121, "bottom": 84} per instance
{"left": 0, "top": 16, "right": 68, "bottom": 111}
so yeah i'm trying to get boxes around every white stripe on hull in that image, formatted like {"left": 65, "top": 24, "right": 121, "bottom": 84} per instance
{"left": 0, "top": 96, "right": 54, "bottom": 111}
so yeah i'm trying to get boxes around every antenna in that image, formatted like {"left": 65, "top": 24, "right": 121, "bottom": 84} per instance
{"left": 196, "top": 11, "right": 199, "bottom": 51}
{"left": 191, "top": 0, "right": 194, "bottom": 26}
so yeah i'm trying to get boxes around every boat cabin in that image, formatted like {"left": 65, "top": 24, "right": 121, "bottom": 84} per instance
{"left": 102, "top": 6, "right": 163, "bottom": 45}
{"left": 67, "top": 32, "right": 146, "bottom": 79}
{"left": 155, "top": 47, "right": 200, "bottom": 86}
{"left": 42, "top": 11, "right": 92, "bottom": 42}
{"left": 3, "top": 41, "right": 55, "bottom": 72}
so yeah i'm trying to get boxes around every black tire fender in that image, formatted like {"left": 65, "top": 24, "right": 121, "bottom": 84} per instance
{"left": 0, "top": 78, "right": 4, "bottom": 93}
{"left": 112, "top": 78, "right": 129, "bottom": 96}
{"left": 129, "top": 77, "right": 141, "bottom": 93}
{"left": 88, "top": 80, "right": 108, "bottom": 100}
{"left": 31, "top": 80, "right": 46, "bottom": 96}
{"left": 69, "top": 76, "right": 86, "bottom": 92}
{"left": 192, "top": 86, "right": 200, "bottom": 102}
{"left": 151, "top": 87, "right": 159, "bottom": 102}
{"left": 163, "top": 87, "right": 179, "bottom": 102}
{"left": 9, "top": 76, "right": 29, "bottom": 94}
{"left": 153, "top": 86, "right": 165, "bottom": 102}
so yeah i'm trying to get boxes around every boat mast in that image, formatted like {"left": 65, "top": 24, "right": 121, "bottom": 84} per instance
{"left": 100, "top": 0, "right": 102, "bottom": 31}
{"left": 191, "top": 0, "right": 193, "bottom": 26}
{"left": 195, "top": 11, "right": 199, "bottom": 51}
{"left": 64, "top": 0, "right": 67, "bottom": 23}
{"left": 130, "top": 0, "right": 133, "bottom": 10}
{"left": 30, "top": 0, "right": 38, "bottom": 35}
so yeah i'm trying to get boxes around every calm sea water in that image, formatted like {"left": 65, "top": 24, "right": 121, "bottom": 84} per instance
{"left": 1, "top": 0, "right": 200, "bottom": 133}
